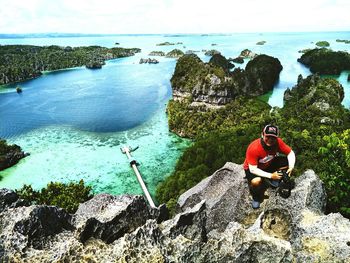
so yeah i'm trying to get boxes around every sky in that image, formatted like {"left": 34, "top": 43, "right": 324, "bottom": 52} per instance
{"left": 0, "top": 0, "right": 349, "bottom": 34}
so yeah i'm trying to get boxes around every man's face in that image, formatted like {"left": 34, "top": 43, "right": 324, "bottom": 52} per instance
{"left": 263, "top": 135, "right": 277, "bottom": 147}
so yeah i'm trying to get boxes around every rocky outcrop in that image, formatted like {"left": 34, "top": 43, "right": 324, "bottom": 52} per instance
{"left": 0, "top": 140, "right": 29, "bottom": 171}
{"left": 170, "top": 53, "right": 282, "bottom": 106}
{"left": 297, "top": 48, "right": 350, "bottom": 75}
{"left": 1, "top": 163, "right": 349, "bottom": 262}
{"left": 85, "top": 60, "right": 105, "bottom": 69}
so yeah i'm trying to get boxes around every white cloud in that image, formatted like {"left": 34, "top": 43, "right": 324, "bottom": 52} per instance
{"left": 0, "top": 0, "right": 349, "bottom": 33}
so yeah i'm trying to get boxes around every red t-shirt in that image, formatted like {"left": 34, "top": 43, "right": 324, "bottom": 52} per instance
{"left": 243, "top": 138, "right": 291, "bottom": 170}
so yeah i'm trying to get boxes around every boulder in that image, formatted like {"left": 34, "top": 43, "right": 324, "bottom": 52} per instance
{"left": 74, "top": 194, "right": 165, "bottom": 243}
{"left": 0, "top": 189, "right": 20, "bottom": 212}
{"left": 177, "top": 162, "right": 251, "bottom": 232}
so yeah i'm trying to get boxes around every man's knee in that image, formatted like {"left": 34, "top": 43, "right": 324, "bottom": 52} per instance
{"left": 250, "top": 177, "right": 262, "bottom": 187}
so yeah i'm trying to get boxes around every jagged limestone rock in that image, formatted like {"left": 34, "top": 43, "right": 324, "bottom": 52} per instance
{"left": 1, "top": 163, "right": 350, "bottom": 262}
{"left": 177, "top": 162, "right": 251, "bottom": 232}
{"left": 74, "top": 194, "right": 164, "bottom": 244}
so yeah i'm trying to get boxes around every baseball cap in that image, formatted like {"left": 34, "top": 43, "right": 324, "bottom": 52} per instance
{"left": 263, "top": 124, "right": 279, "bottom": 137}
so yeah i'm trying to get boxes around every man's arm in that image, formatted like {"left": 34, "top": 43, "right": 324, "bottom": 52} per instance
{"left": 248, "top": 164, "right": 273, "bottom": 179}
{"left": 287, "top": 150, "right": 296, "bottom": 174}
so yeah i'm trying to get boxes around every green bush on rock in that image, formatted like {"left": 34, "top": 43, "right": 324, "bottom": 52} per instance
{"left": 16, "top": 180, "right": 93, "bottom": 213}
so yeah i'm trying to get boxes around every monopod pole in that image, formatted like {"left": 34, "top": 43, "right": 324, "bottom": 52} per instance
{"left": 121, "top": 146, "right": 156, "bottom": 208}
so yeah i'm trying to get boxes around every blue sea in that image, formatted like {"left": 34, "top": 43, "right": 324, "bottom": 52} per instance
{"left": 0, "top": 32, "right": 349, "bottom": 199}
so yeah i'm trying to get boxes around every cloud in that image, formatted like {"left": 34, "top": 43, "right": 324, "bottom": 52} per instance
{"left": 0, "top": 0, "right": 349, "bottom": 34}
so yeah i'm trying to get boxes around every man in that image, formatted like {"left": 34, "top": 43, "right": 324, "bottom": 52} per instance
{"left": 243, "top": 124, "right": 296, "bottom": 209}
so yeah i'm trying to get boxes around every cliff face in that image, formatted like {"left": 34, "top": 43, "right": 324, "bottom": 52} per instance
{"left": 1, "top": 163, "right": 349, "bottom": 262}
{"left": 170, "top": 53, "right": 282, "bottom": 107}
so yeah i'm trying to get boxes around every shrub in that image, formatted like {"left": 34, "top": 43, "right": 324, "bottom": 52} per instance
{"left": 16, "top": 180, "right": 93, "bottom": 213}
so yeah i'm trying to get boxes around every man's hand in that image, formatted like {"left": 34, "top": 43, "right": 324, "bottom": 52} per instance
{"left": 287, "top": 167, "right": 293, "bottom": 176}
{"left": 271, "top": 171, "right": 282, "bottom": 180}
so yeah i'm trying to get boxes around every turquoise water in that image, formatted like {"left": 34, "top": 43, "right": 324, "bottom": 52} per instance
{"left": 0, "top": 32, "right": 350, "bottom": 198}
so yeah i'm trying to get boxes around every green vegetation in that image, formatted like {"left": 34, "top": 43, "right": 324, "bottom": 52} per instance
{"left": 16, "top": 180, "right": 93, "bottom": 213}
{"left": 157, "top": 74, "right": 350, "bottom": 218}
{"left": 298, "top": 48, "right": 350, "bottom": 75}
{"left": 0, "top": 45, "right": 141, "bottom": 85}
{"left": 315, "top": 41, "right": 330, "bottom": 47}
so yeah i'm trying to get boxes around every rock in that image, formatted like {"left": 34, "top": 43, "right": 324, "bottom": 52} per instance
{"left": 0, "top": 205, "right": 74, "bottom": 251}
{"left": 348, "top": 73, "right": 350, "bottom": 81}
{"left": 0, "top": 189, "right": 24, "bottom": 212}
{"left": 239, "top": 48, "right": 258, "bottom": 59}
{"left": 86, "top": 60, "right": 105, "bottom": 69}
{"left": 162, "top": 200, "right": 207, "bottom": 241}
{"left": 74, "top": 194, "right": 164, "bottom": 244}
{"left": 1, "top": 163, "right": 350, "bottom": 262}
{"left": 229, "top": 57, "right": 244, "bottom": 63}
{"left": 177, "top": 163, "right": 251, "bottom": 232}
{"left": 0, "top": 141, "right": 29, "bottom": 171}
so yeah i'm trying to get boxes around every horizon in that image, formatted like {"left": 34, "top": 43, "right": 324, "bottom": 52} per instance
{"left": 0, "top": 0, "right": 349, "bottom": 34}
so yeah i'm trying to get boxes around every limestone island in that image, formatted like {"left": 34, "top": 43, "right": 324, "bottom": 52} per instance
{"left": 0, "top": 45, "right": 141, "bottom": 85}
{"left": 148, "top": 51, "right": 166, "bottom": 56}
{"left": 139, "top": 58, "right": 159, "bottom": 64}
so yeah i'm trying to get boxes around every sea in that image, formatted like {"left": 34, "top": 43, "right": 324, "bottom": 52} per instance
{"left": 0, "top": 32, "right": 349, "bottom": 200}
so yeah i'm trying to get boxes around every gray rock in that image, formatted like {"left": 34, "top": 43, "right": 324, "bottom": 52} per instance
{"left": 162, "top": 200, "right": 206, "bottom": 241}
{"left": 177, "top": 162, "right": 252, "bottom": 232}
{"left": 0, "top": 188, "right": 19, "bottom": 212}
{"left": 74, "top": 194, "right": 162, "bottom": 243}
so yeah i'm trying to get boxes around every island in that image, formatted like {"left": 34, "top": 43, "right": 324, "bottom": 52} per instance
{"left": 0, "top": 45, "right": 141, "bottom": 85}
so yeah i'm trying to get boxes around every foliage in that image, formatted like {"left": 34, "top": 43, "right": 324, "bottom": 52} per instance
{"left": 16, "top": 180, "right": 93, "bottom": 213}
{"left": 167, "top": 97, "right": 271, "bottom": 138}
{"left": 317, "top": 130, "right": 350, "bottom": 216}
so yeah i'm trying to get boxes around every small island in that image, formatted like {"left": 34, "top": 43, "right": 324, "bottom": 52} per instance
{"left": 165, "top": 49, "right": 184, "bottom": 58}
{"left": 256, "top": 41, "right": 266, "bottom": 45}
{"left": 315, "top": 41, "right": 330, "bottom": 47}
{"left": 156, "top": 42, "right": 183, "bottom": 46}
{"left": 149, "top": 51, "right": 165, "bottom": 56}
{"left": 139, "top": 58, "right": 159, "bottom": 64}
